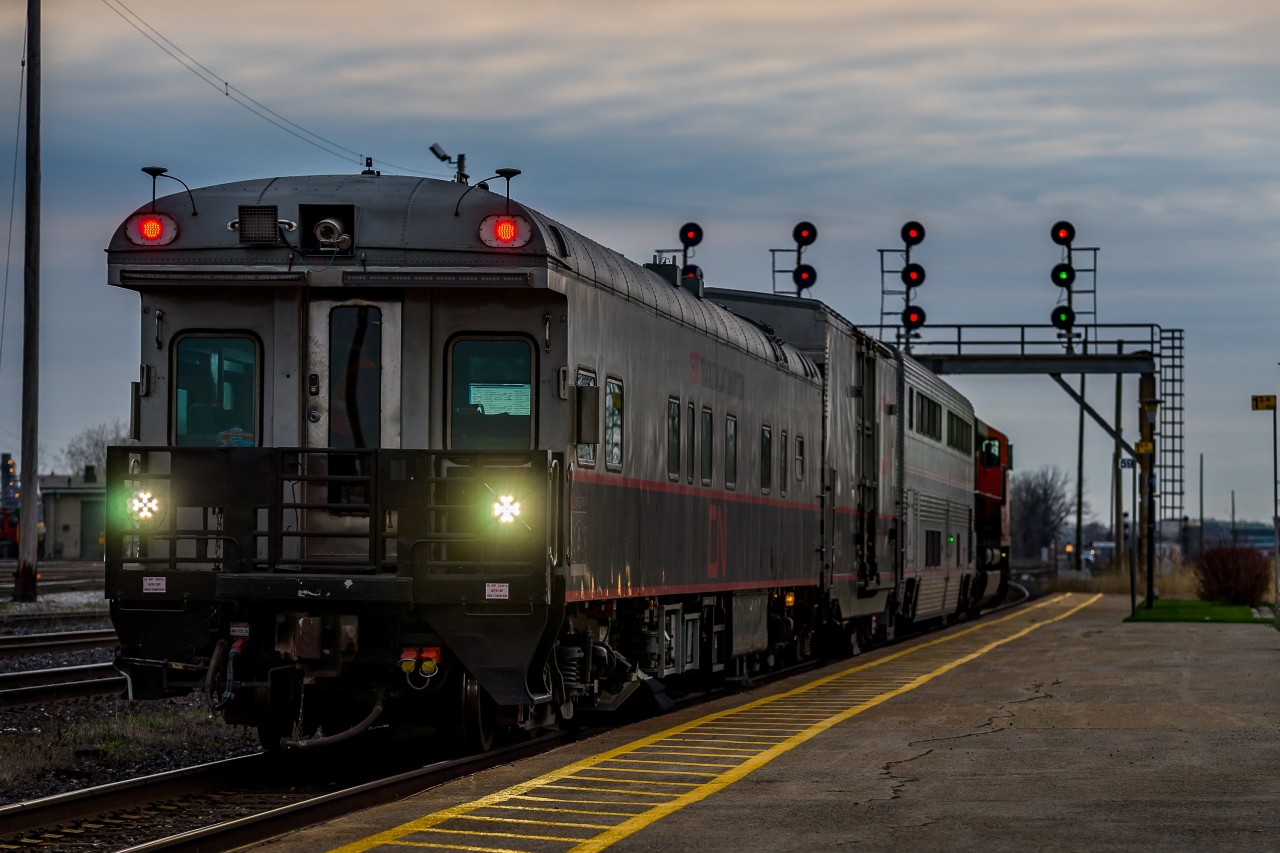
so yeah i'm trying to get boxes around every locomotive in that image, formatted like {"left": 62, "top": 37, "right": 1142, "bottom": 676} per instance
{"left": 103, "top": 169, "right": 1010, "bottom": 750}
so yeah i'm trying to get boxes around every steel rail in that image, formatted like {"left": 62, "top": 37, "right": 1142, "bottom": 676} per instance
{"left": 0, "top": 628, "right": 117, "bottom": 659}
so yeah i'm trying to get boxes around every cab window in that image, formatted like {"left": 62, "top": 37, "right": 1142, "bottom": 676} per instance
{"left": 174, "top": 335, "right": 259, "bottom": 447}
{"left": 449, "top": 338, "right": 533, "bottom": 450}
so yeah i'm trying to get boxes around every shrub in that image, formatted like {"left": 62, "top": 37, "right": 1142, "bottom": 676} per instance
{"left": 1194, "top": 547, "right": 1271, "bottom": 607}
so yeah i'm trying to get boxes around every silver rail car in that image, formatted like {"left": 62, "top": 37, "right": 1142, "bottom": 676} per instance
{"left": 103, "top": 172, "right": 1004, "bottom": 751}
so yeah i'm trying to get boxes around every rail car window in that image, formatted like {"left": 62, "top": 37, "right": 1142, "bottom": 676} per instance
{"left": 925, "top": 529, "right": 942, "bottom": 568}
{"left": 947, "top": 412, "right": 973, "bottom": 454}
{"left": 174, "top": 335, "right": 258, "bottom": 447}
{"left": 687, "top": 402, "right": 695, "bottom": 483}
{"left": 329, "top": 306, "right": 383, "bottom": 449}
{"left": 667, "top": 398, "right": 680, "bottom": 480}
{"left": 796, "top": 436, "right": 805, "bottom": 482}
{"left": 914, "top": 392, "right": 942, "bottom": 441}
{"left": 760, "top": 425, "right": 772, "bottom": 493}
{"left": 725, "top": 415, "right": 737, "bottom": 489}
{"left": 780, "top": 432, "right": 788, "bottom": 496}
{"left": 450, "top": 338, "right": 533, "bottom": 450}
{"left": 700, "top": 407, "right": 713, "bottom": 485}
{"left": 577, "top": 370, "right": 597, "bottom": 466}
{"left": 604, "top": 377, "right": 623, "bottom": 469}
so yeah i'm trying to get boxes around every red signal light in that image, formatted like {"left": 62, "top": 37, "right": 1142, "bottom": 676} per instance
{"left": 901, "top": 306, "right": 927, "bottom": 331}
{"left": 901, "top": 263, "right": 926, "bottom": 288}
{"left": 1051, "top": 220, "right": 1076, "bottom": 246}
{"left": 793, "top": 221, "right": 818, "bottom": 247}
{"left": 901, "top": 221, "right": 925, "bottom": 247}
{"left": 792, "top": 263, "right": 817, "bottom": 290}
{"left": 125, "top": 211, "right": 179, "bottom": 246}
{"left": 679, "top": 222, "right": 704, "bottom": 248}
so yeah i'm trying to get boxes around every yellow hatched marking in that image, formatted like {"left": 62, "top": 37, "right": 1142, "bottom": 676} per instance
{"left": 414, "top": 827, "right": 587, "bottom": 843}
{"left": 335, "top": 594, "right": 1098, "bottom": 853}
{"left": 586, "top": 758, "right": 721, "bottom": 773}
{"left": 488, "top": 803, "right": 641, "bottom": 817}
{"left": 601, "top": 757, "right": 736, "bottom": 769}
{"left": 568, "top": 775, "right": 700, "bottom": 787}
{"left": 509, "top": 795, "right": 652, "bottom": 808}
{"left": 540, "top": 784, "right": 676, "bottom": 797}
{"left": 386, "top": 842, "right": 526, "bottom": 852}
{"left": 451, "top": 814, "right": 612, "bottom": 829}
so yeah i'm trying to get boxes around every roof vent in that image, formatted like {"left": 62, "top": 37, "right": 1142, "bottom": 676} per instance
{"left": 235, "top": 205, "right": 281, "bottom": 244}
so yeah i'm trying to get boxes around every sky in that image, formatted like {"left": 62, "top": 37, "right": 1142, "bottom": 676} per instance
{"left": 1, "top": 0, "right": 1279, "bottom": 528}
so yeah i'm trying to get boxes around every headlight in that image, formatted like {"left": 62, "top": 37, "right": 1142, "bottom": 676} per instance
{"left": 491, "top": 494, "right": 521, "bottom": 524}
{"left": 129, "top": 489, "right": 161, "bottom": 523}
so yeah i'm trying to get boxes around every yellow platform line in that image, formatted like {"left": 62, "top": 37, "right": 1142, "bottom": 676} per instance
{"left": 333, "top": 594, "right": 1098, "bottom": 853}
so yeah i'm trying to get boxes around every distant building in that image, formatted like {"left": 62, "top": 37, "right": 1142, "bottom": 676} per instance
{"left": 40, "top": 466, "right": 105, "bottom": 561}
{"left": 1177, "top": 518, "right": 1275, "bottom": 560}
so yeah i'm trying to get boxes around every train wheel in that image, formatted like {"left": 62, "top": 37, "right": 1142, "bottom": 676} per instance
{"left": 459, "top": 671, "right": 495, "bottom": 753}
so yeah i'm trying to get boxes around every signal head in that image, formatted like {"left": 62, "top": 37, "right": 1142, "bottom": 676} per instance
{"left": 901, "top": 306, "right": 927, "bottom": 331}
{"left": 793, "top": 221, "right": 818, "bottom": 247}
{"left": 1050, "top": 305, "right": 1076, "bottom": 330}
{"left": 792, "top": 264, "right": 817, "bottom": 290}
{"left": 1051, "top": 220, "right": 1076, "bottom": 246}
{"left": 679, "top": 222, "right": 704, "bottom": 248}
{"left": 681, "top": 264, "right": 703, "bottom": 282}
{"left": 901, "top": 263, "right": 926, "bottom": 288}
{"left": 1051, "top": 262, "right": 1076, "bottom": 287}
{"left": 901, "top": 221, "right": 925, "bottom": 247}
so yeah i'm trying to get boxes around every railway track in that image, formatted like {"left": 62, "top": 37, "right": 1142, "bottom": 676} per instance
{"left": 0, "top": 610, "right": 111, "bottom": 629}
{"left": 0, "top": 732, "right": 583, "bottom": 851}
{"left": 0, "top": 662, "right": 124, "bottom": 703}
{"left": 0, "top": 628, "right": 117, "bottom": 660}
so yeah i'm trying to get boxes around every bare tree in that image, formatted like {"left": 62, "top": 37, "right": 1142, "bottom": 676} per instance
{"left": 1011, "top": 465, "right": 1076, "bottom": 560}
{"left": 55, "top": 420, "right": 129, "bottom": 476}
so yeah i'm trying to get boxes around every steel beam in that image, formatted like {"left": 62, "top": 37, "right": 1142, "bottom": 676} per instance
{"left": 917, "top": 354, "right": 1156, "bottom": 375}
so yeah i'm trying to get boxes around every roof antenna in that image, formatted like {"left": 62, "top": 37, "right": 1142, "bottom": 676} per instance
{"left": 454, "top": 168, "right": 522, "bottom": 217}
{"left": 141, "top": 166, "right": 198, "bottom": 216}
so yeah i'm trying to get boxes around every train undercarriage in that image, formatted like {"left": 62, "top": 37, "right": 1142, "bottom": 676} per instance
{"left": 106, "top": 445, "right": 869, "bottom": 752}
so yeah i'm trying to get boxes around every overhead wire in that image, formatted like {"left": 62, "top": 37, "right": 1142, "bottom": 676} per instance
{"left": 2, "top": 27, "right": 27, "bottom": 383}
{"left": 98, "top": 0, "right": 437, "bottom": 177}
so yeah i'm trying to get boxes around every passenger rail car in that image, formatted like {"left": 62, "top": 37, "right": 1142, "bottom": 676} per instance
{"left": 103, "top": 171, "right": 1006, "bottom": 750}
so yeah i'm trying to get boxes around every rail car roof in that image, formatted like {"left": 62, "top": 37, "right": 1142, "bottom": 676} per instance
{"left": 107, "top": 173, "right": 818, "bottom": 381}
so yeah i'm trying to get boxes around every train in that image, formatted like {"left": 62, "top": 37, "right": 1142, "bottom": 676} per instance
{"left": 103, "top": 169, "right": 1011, "bottom": 751}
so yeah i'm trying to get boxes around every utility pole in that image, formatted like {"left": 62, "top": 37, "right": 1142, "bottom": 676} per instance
{"left": 14, "top": 0, "right": 40, "bottom": 602}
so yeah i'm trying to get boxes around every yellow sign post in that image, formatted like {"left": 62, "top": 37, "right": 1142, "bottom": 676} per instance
{"left": 1251, "top": 394, "right": 1277, "bottom": 411}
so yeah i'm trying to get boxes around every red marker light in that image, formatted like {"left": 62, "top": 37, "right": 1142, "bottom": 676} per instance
{"left": 494, "top": 217, "right": 518, "bottom": 243}
{"left": 125, "top": 211, "right": 179, "bottom": 246}
{"left": 139, "top": 216, "right": 164, "bottom": 241}
{"left": 478, "top": 214, "right": 532, "bottom": 248}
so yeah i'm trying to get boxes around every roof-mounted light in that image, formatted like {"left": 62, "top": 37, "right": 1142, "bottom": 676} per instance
{"left": 479, "top": 214, "right": 532, "bottom": 248}
{"left": 126, "top": 212, "right": 179, "bottom": 246}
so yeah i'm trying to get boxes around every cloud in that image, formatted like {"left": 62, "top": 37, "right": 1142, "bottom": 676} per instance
{"left": 1, "top": 0, "right": 1277, "bottom": 518}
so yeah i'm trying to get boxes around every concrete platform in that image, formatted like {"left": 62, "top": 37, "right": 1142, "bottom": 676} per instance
{"left": 256, "top": 594, "right": 1280, "bottom": 852}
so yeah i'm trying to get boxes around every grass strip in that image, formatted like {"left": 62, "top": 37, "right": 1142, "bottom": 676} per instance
{"left": 1126, "top": 597, "right": 1274, "bottom": 623}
